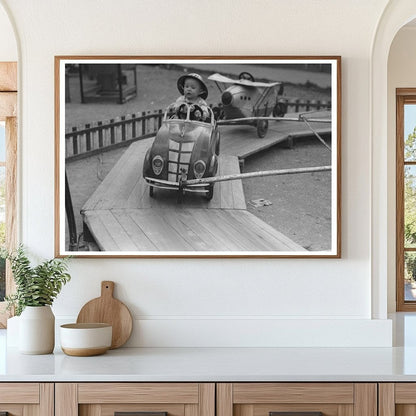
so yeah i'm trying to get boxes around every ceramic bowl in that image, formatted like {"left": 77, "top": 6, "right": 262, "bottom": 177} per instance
{"left": 60, "top": 323, "right": 112, "bottom": 356}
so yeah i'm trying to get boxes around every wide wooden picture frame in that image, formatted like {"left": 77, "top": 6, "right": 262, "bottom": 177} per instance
{"left": 55, "top": 56, "right": 341, "bottom": 258}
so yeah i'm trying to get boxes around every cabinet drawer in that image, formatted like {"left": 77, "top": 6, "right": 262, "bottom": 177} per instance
{"left": 218, "top": 383, "right": 376, "bottom": 416}
{"left": 0, "top": 383, "right": 53, "bottom": 416}
{"left": 56, "top": 383, "right": 215, "bottom": 416}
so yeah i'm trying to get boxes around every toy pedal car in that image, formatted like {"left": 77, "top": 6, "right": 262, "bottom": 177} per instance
{"left": 143, "top": 103, "right": 220, "bottom": 202}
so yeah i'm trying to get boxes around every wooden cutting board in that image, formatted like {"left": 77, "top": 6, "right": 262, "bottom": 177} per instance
{"left": 76, "top": 281, "right": 133, "bottom": 349}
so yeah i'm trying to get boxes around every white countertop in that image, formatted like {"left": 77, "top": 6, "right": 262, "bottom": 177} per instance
{"left": 2, "top": 345, "right": 416, "bottom": 382}
{"left": 3, "top": 313, "right": 416, "bottom": 382}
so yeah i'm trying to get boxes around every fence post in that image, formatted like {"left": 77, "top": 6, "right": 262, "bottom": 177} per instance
{"left": 121, "top": 116, "right": 126, "bottom": 141}
{"left": 72, "top": 126, "right": 78, "bottom": 156}
{"left": 132, "top": 113, "right": 136, "bottom": 138}
{"left": 295, "top": 99, "right": 300, "bottom": 112}
{"left": 98, "top": 121, "right": 103, "bottom": 148}
{"left": 85, "top": 123, "right": 91, "bottom": 151}
{"left": 142, "top": 111, "right": 146, "bottom": 136}
{"left": 110, "top": 119, "right": 115, "bottom": 144}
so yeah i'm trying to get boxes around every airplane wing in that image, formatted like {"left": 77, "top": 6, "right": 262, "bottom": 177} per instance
{"left": 208, "top": 73, "right": 282, "bottom": 88}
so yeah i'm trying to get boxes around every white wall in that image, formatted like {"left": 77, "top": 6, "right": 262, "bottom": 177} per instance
{"left": 0, "top": 3, "right": 16, "bottom": 61}
{"left": 387, "top": 26, "right": 416, "bottom": 312}
{"left": 0, "top": 0, "right": 394, "bottom": 347}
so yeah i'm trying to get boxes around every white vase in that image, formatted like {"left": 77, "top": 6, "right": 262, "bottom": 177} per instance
{"left": 18, "top": 306, "right": 55, "bottom": 354}
{"left": 6, "top": 315, "right": 20, "bottom": 347}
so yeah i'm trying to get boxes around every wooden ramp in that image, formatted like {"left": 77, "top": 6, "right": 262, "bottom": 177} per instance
{"left": 82, "top": 139, "right": 305, "bottom": 252}
{"left": 82, "top": 139, "right": 247, "bottom": 211}
{"left": 220, "top": 116, "right": 331, "bottom": 160}
{"left": 83, "top": 208, "right": 304, "bottom": 252}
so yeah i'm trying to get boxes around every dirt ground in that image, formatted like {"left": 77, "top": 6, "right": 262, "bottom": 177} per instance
{"left": 65, "top": 64, "right": 333, "bottom": 251}
{"left": 243, "top": 138, "right": 331, "bottom": 250}
{"left": 66, "top": 64, "right": 331, "bottom": 128}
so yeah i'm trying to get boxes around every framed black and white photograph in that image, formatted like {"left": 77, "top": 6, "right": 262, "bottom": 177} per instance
{"left": 55, "top": 56, "right": 341, "bottom": 258}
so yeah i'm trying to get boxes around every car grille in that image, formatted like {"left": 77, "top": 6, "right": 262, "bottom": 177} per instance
{"left": 168, "top": 139, "right": 195, "bottom": 182}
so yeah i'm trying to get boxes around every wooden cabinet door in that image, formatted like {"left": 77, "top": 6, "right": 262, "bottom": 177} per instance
{"left": 379, "top": 383, "right": 416, "bottom": 416}
{"left": 0, "top": 383, "right": 53, "bottom": 415}
{"left": 217, "top": 383, "right": 377, "bottom": 416}
{"left": 55, "top": 383, "right": 215, "bottom": 416}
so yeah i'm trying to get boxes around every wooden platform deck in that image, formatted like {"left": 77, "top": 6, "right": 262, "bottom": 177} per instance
{"left": 81, "top": 138, "right": 306, "bottom": 252}
{"left": 220, "top": 117, "right": 331, "bottom": 160}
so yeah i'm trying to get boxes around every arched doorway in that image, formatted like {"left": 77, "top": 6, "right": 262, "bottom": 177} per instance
{"left": 371, "top": 1, "right": 416, "bottom": 318}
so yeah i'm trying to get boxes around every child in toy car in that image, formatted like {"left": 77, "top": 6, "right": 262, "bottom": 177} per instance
{"left": 169, "top": 73, "right": 210, "bottom": 121}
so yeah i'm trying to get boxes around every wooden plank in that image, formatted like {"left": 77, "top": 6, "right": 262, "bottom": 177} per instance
{"left": 218, "top": 209, "right": 280, "bottom": 250}
{"left": 0, "top": 383, "right": 39, "bottom": 403}
{"left": 199, "top": 384, "right": 215, "bottom": 416}
{"left": 176, "top": 209, "right": 225, "bottom": 250}
{"left": 93, "top": 145, "right": 142, "bottom": 210}
{"left": 217, "top": 384, "right": 233, "bottom": 416}
{"left": 395, "top": 383, "right": 416, "bottom": 403}
{"left": 113, "top": 209, "right": 158, "bottom": 250}
{"left": 129, "top": 209, "right": 194, "bottom": 251}
{"left": 82, "top": 139, "right": 150, "bottom": 211}
{"left": 0, "top": 62, "right": 17, "bottom": 91}
{"left": 0, "top": 92, "right": 17, "bottom": 120}
{"left": 159, "top": 209, "right": 214, "bottom": 251}
{"left": 379, "top": 383, "right": 395, "bottom": 416}
{"left": 83, "top": 211, "right": 120, "bottom": 251}
{"left": 39, "top": 383, "right": 54, "bottom": 416}
{"left": 354, "top": 384, "right": 377, "bottom": 416}
{"left": 55, "top": 383, "right": 78, "bottom": 416}
{"left": 220, "top": 119, "right": 330, "bottom": 160}
{"left": 233, "top": 383, "right": 353, "bottom": 404}
{"left": 85, "top": 208, "right": 304, "bottom": 252}
{"left": 78, "top": 383, "right": 199, "bottom": 404}
{"left": 210, "top": 210, "right": 270, "bottom": 251}
{"left": 83, "top": 138, "right": 245, "bottom": 212}
{"left": 337, "top": 404, "right": 354, "bottom": 416}
{"left": 127, "top": 172, "right": 149, "bottom": 208}
{"left": 185, "top": 404, "right": 198, "bottom": 416}
{"left": 227, "top": 210, "right": 305, "bottom": 251}
{"left": 190, "top": 209, "right": 248, "bottom": 251}
{"left": 217, "top": 156, "right": 235, "bottom": 209}
{"left": 93, "top": 209, "right": 138, "bottom": 251}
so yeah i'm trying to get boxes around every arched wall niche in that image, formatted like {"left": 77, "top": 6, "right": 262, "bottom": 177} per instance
{"left": 372, "top": 0, "right": 416, "bottom": 317}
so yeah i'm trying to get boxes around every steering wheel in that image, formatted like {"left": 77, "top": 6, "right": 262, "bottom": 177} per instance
{"left": 239, "top": 72, "right": 255, "bottom": 82}
{"left": 175, "top": 103, "right": 205, "bottom": 121}
{"left": 189, "top": 104, "right": 204, "bottom": 121}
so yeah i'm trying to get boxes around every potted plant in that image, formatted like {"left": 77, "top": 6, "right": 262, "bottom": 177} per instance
{"left": 4, "top": 245, "right": 71, "bottom": 354}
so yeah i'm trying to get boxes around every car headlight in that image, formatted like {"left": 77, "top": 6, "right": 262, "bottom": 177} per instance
{"left": 152, "top": 155, "right": 164, "bottom": 175}
{"left": 193, "top": 160, "right": 206, "bottom": 179}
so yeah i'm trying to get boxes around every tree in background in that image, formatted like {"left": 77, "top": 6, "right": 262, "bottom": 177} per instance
{"left": 404, "top": 126, "right": 416, "bottom": 280}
